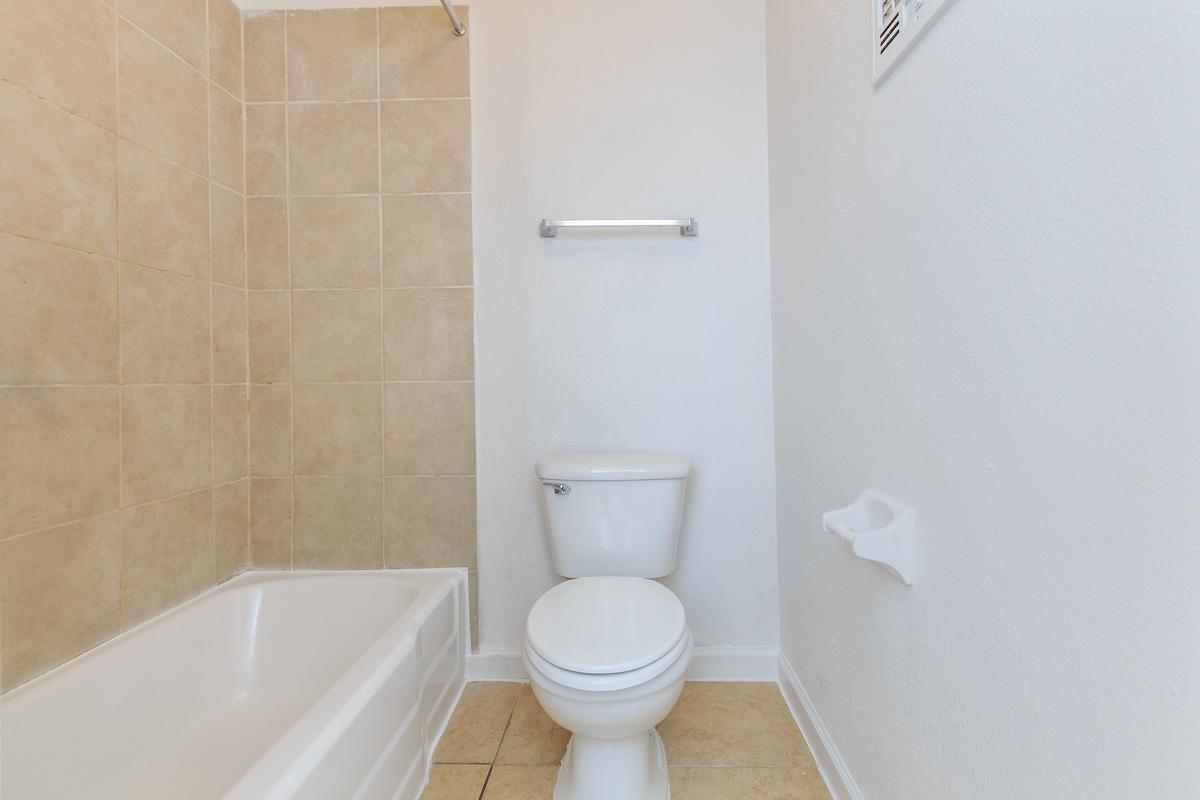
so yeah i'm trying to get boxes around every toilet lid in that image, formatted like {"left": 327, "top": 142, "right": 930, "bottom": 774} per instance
{"left": 526, "top": 577, "right": 687, "bottom": 675}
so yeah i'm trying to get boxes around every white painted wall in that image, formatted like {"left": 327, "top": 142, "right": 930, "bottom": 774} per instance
{"left": 470, "top": 0, "right": 778, "bottom": 655}
{"left": 767, "top": 1, "right": 1200, "bottom": 797}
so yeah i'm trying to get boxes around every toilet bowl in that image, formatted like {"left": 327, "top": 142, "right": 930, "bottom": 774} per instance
{"left": 524, "top": 576, "right": 693, "bottom": 800}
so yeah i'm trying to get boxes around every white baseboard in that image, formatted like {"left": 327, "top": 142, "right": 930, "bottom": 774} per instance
{"left": 466, "top": 645, "right": 780, "bottom": 683}
{"left": 776, "top": 652, "right": 864, "bottom": 800}
{"left": 686, "top": 645, "right": 779, "bottom": 680}
{"left": 465, "top": 646, "right": 527, "bottom": 681}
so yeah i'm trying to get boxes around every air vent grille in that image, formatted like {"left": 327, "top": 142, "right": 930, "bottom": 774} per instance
{"left": 873, "top": 0, "right": 955, "bottom": 84}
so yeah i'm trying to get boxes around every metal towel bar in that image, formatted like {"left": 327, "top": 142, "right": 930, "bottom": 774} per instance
{"left": 539, "top": 219, "right": 700, "bottom": 238}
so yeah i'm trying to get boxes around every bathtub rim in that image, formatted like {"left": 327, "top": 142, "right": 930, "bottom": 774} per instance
{"left": 0, "top": 567, "right": 470, "bottom": 704}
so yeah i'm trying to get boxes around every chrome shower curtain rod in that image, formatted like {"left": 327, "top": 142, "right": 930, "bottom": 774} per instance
{"left": 439, "top": 0, "right": 466, "bottom": 36}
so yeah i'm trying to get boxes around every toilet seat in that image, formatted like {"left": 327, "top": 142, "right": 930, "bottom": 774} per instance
{"left": 527, "top": 577, "right": 687, "bottom": 675}
{"left": 524, "top": 627, "right": 692, "bottom": 693}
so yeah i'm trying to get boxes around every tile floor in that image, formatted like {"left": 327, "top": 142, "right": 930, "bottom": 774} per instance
{"left": 421, "top": 682, "right": 832, "bottom": 800}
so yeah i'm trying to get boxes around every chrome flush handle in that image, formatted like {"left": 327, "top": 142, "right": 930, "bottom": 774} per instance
{"left": 542, "top": 481, "right": 572, "bottom": 495}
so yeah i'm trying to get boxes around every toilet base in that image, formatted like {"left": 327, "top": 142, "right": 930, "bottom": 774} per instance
{"left": 553, "top": 729, "right": 670, "bottom": 800}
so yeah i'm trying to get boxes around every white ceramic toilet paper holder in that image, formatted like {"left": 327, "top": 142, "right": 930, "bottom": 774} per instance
{"left": 822, "top": 490, "right": 915, "bottom": 586}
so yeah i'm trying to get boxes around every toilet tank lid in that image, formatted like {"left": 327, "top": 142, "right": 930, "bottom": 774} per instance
{"left": 536, "top": 453, "right": 691, "bottom": 481}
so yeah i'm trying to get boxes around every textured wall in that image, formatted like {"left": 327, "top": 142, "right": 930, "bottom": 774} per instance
{"left": 241, "top": 7, "right": 477, "bottom": 623}
{"left": 0, "top": 0, "right": 249, "bottom": 691}
{"left": 470, "top": 0, "right": 778, "bottom": 656}
{"left": 767, "top": 0, "right": 1200, "bottom": 796}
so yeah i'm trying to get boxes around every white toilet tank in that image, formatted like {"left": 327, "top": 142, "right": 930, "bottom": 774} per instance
{"left": 535, "top": 453, "right": 691, "bottom": 578}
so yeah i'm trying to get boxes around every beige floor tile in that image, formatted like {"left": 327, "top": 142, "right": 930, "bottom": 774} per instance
{"left": 495, "top": 685, "right": 570, "bottom": 766}
{"left": 668, "top": 767, "right": 831, "bottom": 800}
{"left": 435, "top": 682, "right": 522, "bottom": 765}
{"left": 420, "top": 764, "right": 490, "bottom": 800}
{"left": 480, "top": 766, "right": 558, "bottom": 800}
{"left": 659, "top": 682, "right": 816, "bottom": 768}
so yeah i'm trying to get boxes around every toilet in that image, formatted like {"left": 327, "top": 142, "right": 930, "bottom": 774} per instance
{"left": 524, "top": 453, "right": 693, "bottom": 800}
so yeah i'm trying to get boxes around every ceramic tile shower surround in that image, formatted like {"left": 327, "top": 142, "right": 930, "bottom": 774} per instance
{"left": 240, "top": 10, "right": 477, "bottom": 596}
{"left": 0, "top": 1, "right": 476, "bottom": 692}
{"left": 0, "top": 0, "right": 250, "bottom": 691}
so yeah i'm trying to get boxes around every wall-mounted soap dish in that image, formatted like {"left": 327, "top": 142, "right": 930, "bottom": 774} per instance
{"left": 823, "top": 490, "right": 915, "bottom": 586}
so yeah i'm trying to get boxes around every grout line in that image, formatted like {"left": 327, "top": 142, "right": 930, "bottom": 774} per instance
{"left": 206, "top": 0, "right": 220, "bottom": 588}
{"left": 282, "top": 11, "right": 295, "bottom": 571}
{"left": 241, "top": 1, "right": 253, "bottom": 576}
{"left": 4, "top": 482, "right": 248, "bottom": 546}
{"left": 115, "top": 13, "right": 209, "bottom": 84}
{"left": 114, "top": 3, "right": 126, "bottom": 628}
{"left": 247, "top": 191, "right": 471, "bottom": 199}
{"left": 1, "top": 77, "right": 235, "bottom": 198}
{"left": 245, "top": 97, "right": 471, "bottom": 106}
{"left": 376, "top": 6, "right": 388, "bottom": 570}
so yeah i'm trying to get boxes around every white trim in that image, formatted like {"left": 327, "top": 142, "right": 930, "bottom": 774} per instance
{"left": 466, "top": 646, "right": 527, "bottom": 682}
{"left": 466, "top": 645, "right": 780, "bottom": 683}
{"left": 776, "top": 652, "right": 865, "bottom": 800}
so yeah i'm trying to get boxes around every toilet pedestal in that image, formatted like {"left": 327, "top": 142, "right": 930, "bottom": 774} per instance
{"left": 554, "top": 729, "right": 670, "bottom": 800}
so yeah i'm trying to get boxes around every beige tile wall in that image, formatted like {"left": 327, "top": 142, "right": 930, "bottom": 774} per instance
{"left": 0, "top": 1, "right": 475, "bottom": 693}
{"left": 0, "top": 0, "right": 249, "bottom": 691}
{"left": 241, "top": 8, "right": 476, "bottom": 610}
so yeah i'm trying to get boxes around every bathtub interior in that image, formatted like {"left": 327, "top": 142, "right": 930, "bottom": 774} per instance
{"left": 0, "top": 571, "right": 467, "bottom": 800}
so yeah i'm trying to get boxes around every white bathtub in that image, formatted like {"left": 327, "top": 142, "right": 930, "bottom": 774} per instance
{"left": 0, "top": 570, "right": 468, "bottom": 800}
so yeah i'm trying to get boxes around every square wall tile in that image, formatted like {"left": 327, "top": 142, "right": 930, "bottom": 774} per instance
{"left": 118, "top": 0, "right": 207, "bottom": 71}
{"left": 382, "top": 194, "right": 473, "bottom": 288}
{"left": 0, "top": 387, "right": 119, "bottom": 539}
{"left": 248, "top": 291, "right": 291, "bottom": 383}
{"left": 385, "top": 476, "right": 475, "bottom": 568}
{"left": 211, "top": 184, "right": 247, "bottom": 287}
{"left": 213, "top": 284, "right": 248, "bottom": 384}
{"left": 291, "top": 290, "right": 381, "bottom": 382}
{"left": 0, "top": 0, "right": 116, "bottom": 130}
{"left": 121, "top": 385, "right": 211, "bottom": 507}
{"left": 120, "top": 265, "right": 210, "bottom": 385}
{"left": 246, "top": 197, "right": 290, "bottom": 289}
{"left": 384, "top": 382, "right": 475, "bottom": 476}
{"left": 121, "top": 489, "right": 213, "bottom": 626}
{"left": 118, "top": 20, "right": 208, "bottom": 175}
{"left": 246, "top": 104, "right": 287, "bottom": 195}
{"left": 214, "top": 478, "right": 249, "bottom": 581}
{"left": 209, "top": 0, "right": 243, "bottom": 98}
{"left": 209, "top": 84, "right": 244, "bottom": 192}
{"left": 119, "top": 142, "right": 210, "bottom": 278}
{"left": 290, "top": 196, "right": 381, "bottom": 289}
{"left": 289, "top": 102, "right": 379, "bottom": 195}
{"left": 250, "top": 477, "right": 291, "bottom": 567}
{"left": 213, "top": 384, "right": 248, "bottom": 484}
{"left": 0, "top": 82, "right": 117, "bottom": 256}
{"left": 0, "top": 234, "right": 118, "bottom": 385}
{"left": 293, "top": 476, "right": 383, "bottom": 569}
{"left": 0, "top": 514, "right": 121, "bottom": 691}
{"left": 384, "top": 288, "right": 473, "bottom": 381}
{"left": 379, "top": 6, "right": 469, "bottom": 99}
{"left": 244, "top": 12, "right": 285, "bottom": 101}
{"left": 381, "top": 100, "right": 470, "bottom": 193}
{"left": 294, "top": 383, "right": 382, "bottom": 476}
{"left": 249, "top": 384, "right": 291, "bottom": 476}
{"left": 286, "top": 9, "right": 378, "bottom": 101}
